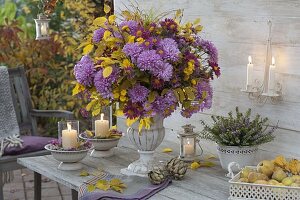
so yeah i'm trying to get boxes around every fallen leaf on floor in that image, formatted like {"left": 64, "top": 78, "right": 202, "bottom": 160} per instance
{"left": 162, "top": 148, "right": 173, "bottom": 153}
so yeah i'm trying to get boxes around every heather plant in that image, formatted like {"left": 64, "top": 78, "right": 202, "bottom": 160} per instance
{"left": 200, "top": 107, "right": 277, "bottom": 146}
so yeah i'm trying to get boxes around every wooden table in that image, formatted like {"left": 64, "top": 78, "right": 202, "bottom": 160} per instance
{"left": 17, "top": 138, "right": 230, "bottom": 200}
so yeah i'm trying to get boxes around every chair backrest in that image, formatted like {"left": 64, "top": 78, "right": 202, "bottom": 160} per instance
{"left": 8, "top": 67, "right": 36, "bottom": 135}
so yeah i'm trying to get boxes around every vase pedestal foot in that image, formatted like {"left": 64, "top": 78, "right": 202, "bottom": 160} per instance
{"left": 90, "top": 149, "right": 114, "bottom": 158}
{"left": 58, "top": 162, "right": 82, "bottom": 171}
{"left": 121, "top": 150, "right": 156, "bottom": 177}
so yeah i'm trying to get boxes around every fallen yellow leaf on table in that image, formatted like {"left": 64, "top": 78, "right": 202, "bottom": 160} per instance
{"left": 96, "top": 180, "right": 110, "bottom": 191}
{"left": 87, "top": 184, "right": 96, "bottom": 192}
{"left": 79, "top": 170, "right": 89, "bottom": 177}
{"left": 191, "top": 162, "right": 201, "bottom": 170}
{"left": 162, "top": 148, "right": 173, "bottom": 153}
{"left": 204, "top": 155, "right": 217, "bottom": 160}
{"left": 190, "top": 160, "right": 215, "bottom": 170}
{"left": 200, "top": 161, "right": 215, "bottom": 167}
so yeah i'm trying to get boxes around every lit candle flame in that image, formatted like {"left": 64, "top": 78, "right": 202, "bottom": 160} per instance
{"left": 67, "top": 122, "right": 71, "bottom": 131}
{"left": 271, "top": 56, "right": 275, "bottom": 65}
{"left": 248, "top": 56, "right": 252, "bottom": 64}
{"left": 100, "top": 113, "right": 104, "bottom": 121}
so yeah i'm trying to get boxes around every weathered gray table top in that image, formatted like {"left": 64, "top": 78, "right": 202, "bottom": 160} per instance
{"left": 17, "top": 138, "right": 230, "bottom": 200}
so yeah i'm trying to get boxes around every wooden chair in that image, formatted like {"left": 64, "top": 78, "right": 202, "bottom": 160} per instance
{"left": 0, "top": 67, "right": 74, "bottom": 200}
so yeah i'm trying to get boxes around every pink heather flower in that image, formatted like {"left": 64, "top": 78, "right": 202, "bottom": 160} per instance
{"left": 93, "top": 28, "right": 106, "bottom": 43}
{"left": 157, "top": 38, "right": 180, "bottom": 62}
{"left": 74, "top": 55, "right": 95, "bottom": 87}
{"left": 128, "top": 84, "right": 150, "bottom": 103}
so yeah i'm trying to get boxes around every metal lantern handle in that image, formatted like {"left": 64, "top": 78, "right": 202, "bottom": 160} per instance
{"left": 195, "top": 137, "right": 203, "bottom": 158}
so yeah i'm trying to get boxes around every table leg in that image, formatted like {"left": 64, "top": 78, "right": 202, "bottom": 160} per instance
{"left": 34, "top": 172, "right": 41, "bottom": 200}
{"left": 0, "top": 172, "right": 4, "bottom": 200}
{"left": 72, "top": 189, "right": 78, "bottom": 200}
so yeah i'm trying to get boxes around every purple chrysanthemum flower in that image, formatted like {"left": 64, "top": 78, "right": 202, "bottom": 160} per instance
{"left": 94, "top": 67, "right": 119, "bottom": 99}
{"left": 151, "top": 91, "right": 177, "bottom": 117}
{"left": 119, "top": 20, "right": 139, "bottom": 35}
{"left": 128, "top": 84, "right": 150, "bottom": 103}
{"left": 196, "top": 80, "right": 213, "bottom": 110}
{"left": 157, "top": 38, "right": 180, "bottom": 62}
{"left": 199, "top": 39, "right": 218, "bottom": 64}
{"left": 155, "top": 62, "right": 173, "bottom": 81}
{"left": 160, "top": 18, "right": 179, "bottom": 33}
{"left": 74, "top": 55, "right": 95, "bottom": 86}
{"left": 93, "top": 28, "right": 106, "bottom": 43}
{"left": 80, "top": 108, "right": 89, "bottom": 118}
{"left": 137, "top": 50, "right": 163, "bottom": 71}
{"left": 122, "top": 43, "right": 143, "bottom": 63}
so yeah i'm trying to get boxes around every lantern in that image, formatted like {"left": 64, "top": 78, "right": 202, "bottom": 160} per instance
{"left": 34, "top": 14, "right": 50, "bottom": 40}
{"left": 178, "top": 124, "right": 203, "bottom": 161}
{"left": 58, "top": 120, "right": 79, "bottom": 149}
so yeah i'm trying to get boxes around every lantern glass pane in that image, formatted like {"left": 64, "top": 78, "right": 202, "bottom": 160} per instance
{"left": 58, "top": 120, "right": 79, "bottom": 149}
{"left": 179, "top": 135, "right": 196, "bottom": 160}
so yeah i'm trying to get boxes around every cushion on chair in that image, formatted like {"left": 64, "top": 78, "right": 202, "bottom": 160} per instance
{"left": 3, "top": 136, "right": 55, "bottom": 156}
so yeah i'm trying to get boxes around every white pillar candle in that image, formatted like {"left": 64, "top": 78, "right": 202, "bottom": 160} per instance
{"left": 246, "top": 56, "right": 254, "bottom": 90}
{"left": 40, "top": 24, "right": 47, "bottom": 36}
{"left": 268, "top": 57, "right": 276, "bottom": 94}
{"left": 183, "top": 139, "right": 194, "bottom": 155}
{"left": 95, "top": 113, "right": 110, "bottom": 137}
{"left": 62, "top": 123, "right": 78, "bottom": 149}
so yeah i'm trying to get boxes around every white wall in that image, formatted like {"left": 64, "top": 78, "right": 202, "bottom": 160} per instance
{"left": 116, "top": 0, "right": 300, "bottom": 160}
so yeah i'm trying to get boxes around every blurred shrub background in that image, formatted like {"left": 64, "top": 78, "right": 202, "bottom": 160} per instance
{"left": 0, "top": 0, "right": 113, "bottom": 136}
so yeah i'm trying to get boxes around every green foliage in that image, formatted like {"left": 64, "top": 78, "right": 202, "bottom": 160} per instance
{"left": 199, "top": 107, "right": 277, "bottom": 146}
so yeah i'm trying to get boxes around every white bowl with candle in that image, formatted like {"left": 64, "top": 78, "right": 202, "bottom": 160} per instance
{"left": 45, "top": 144, "right": 91, "bottom": 170}
{"left": 79, "top": 131, "right": 121, "bottom": 158}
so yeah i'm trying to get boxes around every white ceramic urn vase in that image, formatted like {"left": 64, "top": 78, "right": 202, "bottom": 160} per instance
{"left": 121, "top": 116, "right": 165, "bottom": 177}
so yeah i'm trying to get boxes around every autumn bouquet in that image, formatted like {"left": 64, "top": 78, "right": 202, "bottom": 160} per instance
{"left": 73, "top": 5, "right": 220, "bottom": 130}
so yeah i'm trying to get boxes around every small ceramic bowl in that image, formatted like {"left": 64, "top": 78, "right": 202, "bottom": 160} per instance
{"left": 45, "top": 144, "right": 90, "bottom": 170}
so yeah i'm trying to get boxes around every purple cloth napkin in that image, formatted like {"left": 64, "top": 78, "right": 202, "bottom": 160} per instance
{"left": 4, "top": 136, "right": 55, "bottom": 156}
{"left": 82, "top": 179, "right": 171, "bottom": 200}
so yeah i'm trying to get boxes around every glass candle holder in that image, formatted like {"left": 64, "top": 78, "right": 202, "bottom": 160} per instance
{"left": 58, "top": 120, "right": 79, "bottom": 150}
{"left": 178, "top": 124, "right": 201, "bottom": 161}
{"left": 92, "top": 107, "right": 111, "bottom": 138}
{"left": 34, "top": 14, "right": 50, "bottom": 40}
